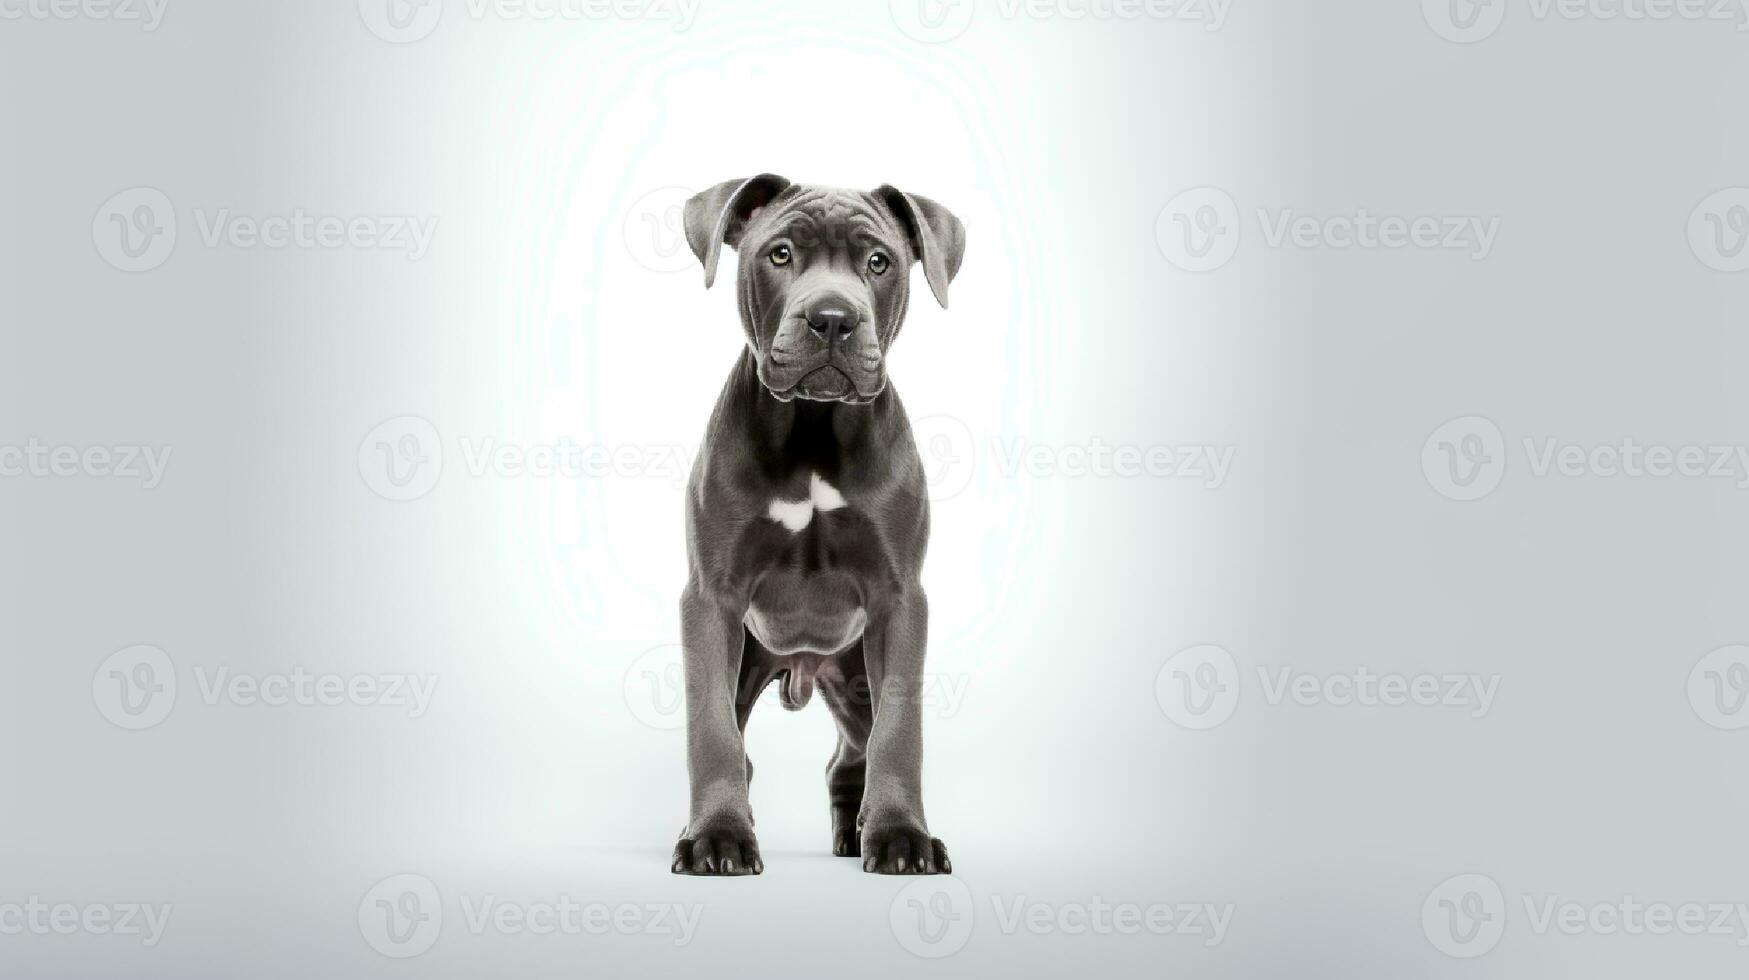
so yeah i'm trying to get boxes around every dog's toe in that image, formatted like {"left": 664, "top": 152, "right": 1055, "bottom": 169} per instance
{"left": 672, "top": 824, "right": 762, "bottom": 876}
{"left": 861, "top": 826, "right": 948, "bottom": 875}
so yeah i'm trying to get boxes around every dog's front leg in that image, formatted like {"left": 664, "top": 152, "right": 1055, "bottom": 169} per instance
{"left": 859, "top": 587, "right": 952, "bottom": 875}
{"left": 672, "top": 586, "right": 762, "bottom": 875}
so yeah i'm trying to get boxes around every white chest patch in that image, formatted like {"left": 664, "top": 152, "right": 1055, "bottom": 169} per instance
{"left": 766, "top": 473, "right": 848, "bottom": 532}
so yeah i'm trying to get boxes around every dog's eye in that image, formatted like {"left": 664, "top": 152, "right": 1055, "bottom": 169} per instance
{"left": 769, "top": 244, "right": 792, "bottom": 267}
{"left": 867, "top": 251, "right": 890, "bottom": 275}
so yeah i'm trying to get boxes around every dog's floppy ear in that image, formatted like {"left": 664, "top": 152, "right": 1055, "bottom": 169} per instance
{"left": 683, "top": 174, "right": 791, "bottom": 289}
{"left": 875, "top": 185, "right": 966, "bottom": 309}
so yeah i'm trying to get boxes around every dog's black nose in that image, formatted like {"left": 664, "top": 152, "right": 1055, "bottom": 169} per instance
{"left": 805, "top": 303, "right": 859, "bottom": 344}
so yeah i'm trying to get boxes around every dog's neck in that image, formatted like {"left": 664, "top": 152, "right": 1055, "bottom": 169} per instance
{"left": 732, "top": 348, "right": 900, "bottom": 475}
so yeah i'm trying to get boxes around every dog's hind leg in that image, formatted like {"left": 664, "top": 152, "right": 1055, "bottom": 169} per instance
{"left": 818, "top": 640, "right": 873, "bottom": 857}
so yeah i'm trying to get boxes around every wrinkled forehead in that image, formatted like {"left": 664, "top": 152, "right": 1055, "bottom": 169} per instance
{"left": 749, "top": 187, "right": 904, "bottom": 250}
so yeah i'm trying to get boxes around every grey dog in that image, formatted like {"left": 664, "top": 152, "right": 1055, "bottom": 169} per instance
{"left": 670, "top": 175, "right": 966, "bottom": 875}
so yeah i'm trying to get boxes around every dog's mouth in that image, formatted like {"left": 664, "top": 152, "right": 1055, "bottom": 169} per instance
{"left": 765, "top": 363, "right": 882, "bottom": 405}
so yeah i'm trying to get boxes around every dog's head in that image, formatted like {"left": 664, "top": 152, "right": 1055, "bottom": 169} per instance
{"left": 684, "top": 175, "right": 965, "bottom": 404}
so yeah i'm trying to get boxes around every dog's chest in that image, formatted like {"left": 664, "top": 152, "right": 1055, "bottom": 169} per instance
{"left": 763, "top": 472, "right": 848, "bottom": 532}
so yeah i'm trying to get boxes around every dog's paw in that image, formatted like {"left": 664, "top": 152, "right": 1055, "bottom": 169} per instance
{"left": 672, "top": 823, "right": 763, "bottom": 876}
{"left": 831, "top": 824, "right": 861, "bottom": 858}
{"left": 861, "top": 824, "right": 950, "bottom": 875}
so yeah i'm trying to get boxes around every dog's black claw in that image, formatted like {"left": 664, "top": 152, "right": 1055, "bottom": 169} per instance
{"left": 861, "top": 826, "right": 948, "bottom": 875}
{"left": 672, "top": 825, "right": 763, "bottom": 876}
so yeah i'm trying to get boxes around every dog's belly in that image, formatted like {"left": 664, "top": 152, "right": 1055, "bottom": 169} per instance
{"left": 745, "top": 568, "right": 867, "bottom": 655}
